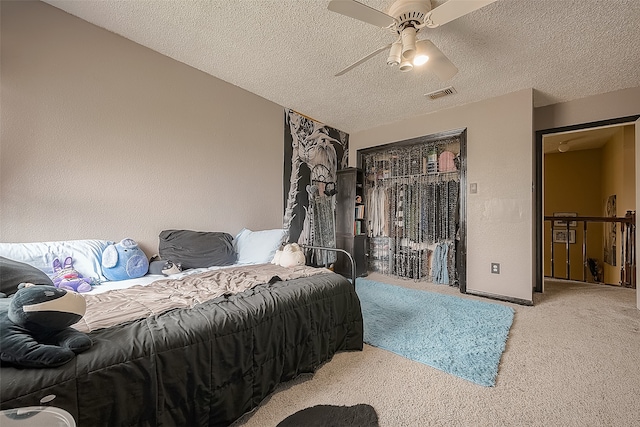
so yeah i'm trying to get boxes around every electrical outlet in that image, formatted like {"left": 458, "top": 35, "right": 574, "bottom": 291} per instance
{"left": 491, "top": 263, "right": 500, "bottom": 274}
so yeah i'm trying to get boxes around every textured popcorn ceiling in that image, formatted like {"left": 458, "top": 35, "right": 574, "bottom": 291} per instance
{"left": 44, "top": 0, "right": 640, "bottom": 133}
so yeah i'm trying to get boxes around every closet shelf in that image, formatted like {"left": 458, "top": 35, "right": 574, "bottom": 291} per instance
{"left": 368, "top": 170, "right": 459, "bottom": 181}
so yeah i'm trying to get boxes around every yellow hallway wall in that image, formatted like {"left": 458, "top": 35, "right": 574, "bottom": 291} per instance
{"left": 544, "top": 148, "right": 603, "bottom": 281}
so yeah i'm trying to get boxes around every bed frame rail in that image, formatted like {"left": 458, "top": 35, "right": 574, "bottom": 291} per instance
{"left": 300, "top": 245, "right": 356, "bottom": 286}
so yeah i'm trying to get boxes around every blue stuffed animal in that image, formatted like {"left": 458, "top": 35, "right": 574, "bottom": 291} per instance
{"left": 101, "top": 238, "right": 149, "bottom": 281}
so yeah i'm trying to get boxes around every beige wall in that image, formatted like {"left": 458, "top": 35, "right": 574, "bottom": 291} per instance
{"left": 535, "top": 87, "right": 640, "bottom": 131}
{"left": 0, "top": 1, "right": 285, "bottom": 255}
{"left": 351, "top": 90, "right": 535, "bottom": 303}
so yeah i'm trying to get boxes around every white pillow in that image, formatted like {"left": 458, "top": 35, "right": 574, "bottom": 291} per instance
{"left": 233, "top": 228, "right": 286, "bottom": 264}
{"left": 0, "top": 239, "right": 114, "bottom": 281}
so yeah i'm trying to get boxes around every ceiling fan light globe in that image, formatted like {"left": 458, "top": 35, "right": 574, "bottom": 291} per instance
{"left": 413, "top": 40, "right": 431, "bottom": 66}
{"left": 387, "top": 41, "right": 402, "bottom": 66}
{"left": 402, "top": 47, "right": 415, "bottom": 60}
{"left": 399, "top": 59, "right": 413, "bottom": 72}
{"left": 401, "top": 26, "right": 417, "bottom": 59}
{"left": 413, "top": 54, "right": 429, "bottom": 66}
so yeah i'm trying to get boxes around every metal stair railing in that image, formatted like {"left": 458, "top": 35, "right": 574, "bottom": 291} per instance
{"left": 544, "top": 211, "right": 635, "bottom": 287}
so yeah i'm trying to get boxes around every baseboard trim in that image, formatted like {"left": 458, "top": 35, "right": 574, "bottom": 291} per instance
{"left": 464, "top": 289, "right": 533, "bottom": 306}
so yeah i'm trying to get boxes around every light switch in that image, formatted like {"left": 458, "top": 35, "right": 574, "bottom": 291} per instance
{"left": 470, "top": 182, "right": 478, "bottom": 194}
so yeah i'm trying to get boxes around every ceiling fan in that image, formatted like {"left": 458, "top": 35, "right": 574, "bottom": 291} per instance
{"left": 328, "top": 0, "right": 497, "bottom": 79}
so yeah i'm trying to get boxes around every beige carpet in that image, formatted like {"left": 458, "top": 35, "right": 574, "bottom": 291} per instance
{"left": 232, "top": 273, "right": 640, "bottom": 427}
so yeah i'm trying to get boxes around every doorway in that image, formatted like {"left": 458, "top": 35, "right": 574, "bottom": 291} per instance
{"left": 535, "top": 115, "right": 639, "bottom": 294}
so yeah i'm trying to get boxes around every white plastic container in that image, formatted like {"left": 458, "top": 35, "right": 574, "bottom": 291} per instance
{"left": 0, "top": 406, "right": 76, "bottom": 427}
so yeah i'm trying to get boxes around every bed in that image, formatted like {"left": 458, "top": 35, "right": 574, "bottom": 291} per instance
{"left": 0, "top": 230, "right": 364, "bottom": 426}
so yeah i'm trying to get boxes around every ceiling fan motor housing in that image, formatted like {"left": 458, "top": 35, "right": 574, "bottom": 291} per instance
{"left": 388, "top": 0, "right": 432, "bottom": 31}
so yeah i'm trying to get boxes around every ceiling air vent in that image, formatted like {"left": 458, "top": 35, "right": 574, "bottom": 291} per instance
{"left": 425, "top": 86, "right": 457, "bottom": 100}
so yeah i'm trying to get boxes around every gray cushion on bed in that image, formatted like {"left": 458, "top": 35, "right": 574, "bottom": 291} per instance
{"left": 158, "top": 230, "right": 236, "bottom": 270}
{"left": 0, "top": 257, "right": 54, "bottom": 296}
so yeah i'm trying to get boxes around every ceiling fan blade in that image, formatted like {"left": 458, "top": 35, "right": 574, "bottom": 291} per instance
{"left": 328, "top": 0, "right": 396, "bottom": 28}
{"left": 420, "top": 40, "right": 458, "bottom": 80}
{"left": 335, "top": 44, "right": 392, "bottom": 76}
{"left": 425, "top": 0, "right": 497, "bottom": 28}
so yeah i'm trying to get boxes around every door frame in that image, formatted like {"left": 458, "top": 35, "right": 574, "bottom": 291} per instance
{"left": 534, "top": 115, "right": 640, "bottom": 293}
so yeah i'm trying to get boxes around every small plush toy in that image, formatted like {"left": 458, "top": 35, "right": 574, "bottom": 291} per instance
{"left": 0, "top": 285, "right": 92, "bottom": 368}
{"left": 272, "top": 243, "right": 306, "bottom": 268}
{"left": 101, "top": 238, "right": 149, "bottom": 281}
{"left": 51, "top": 257, "right": 93, "bottom": 293}
{"left": 148, "top": 257, "right": 183, "bottom": 276}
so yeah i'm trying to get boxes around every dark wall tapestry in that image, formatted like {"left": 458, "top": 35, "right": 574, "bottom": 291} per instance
{"left": 283, "top": 109, "right": 349, "bottom": 264}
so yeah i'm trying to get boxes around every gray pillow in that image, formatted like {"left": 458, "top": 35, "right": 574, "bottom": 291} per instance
{"left": 158, "top": 230, "right": 236, "bottom": 270}
{"left": 0, "top": 256, "right": 54, "bottom": 296}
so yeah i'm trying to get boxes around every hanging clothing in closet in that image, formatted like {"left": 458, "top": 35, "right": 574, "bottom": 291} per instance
{"left": 432, "top": 241, "right": 454, "bottom": 284}
{"left": 420, "top": 179, "right": 459, "bottom": 244}
{"left": 367, "top": 185, "right": 388, "bottom": 237}
{"left": 361, "top": 139, "right": 462, "bottom": 284}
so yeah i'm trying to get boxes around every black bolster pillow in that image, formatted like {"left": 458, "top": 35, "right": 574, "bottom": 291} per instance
{"left": 0, "top": 257, "right": 54, "bottom": 296}
{"left": 158, "top": 230, "right": 236, "bottom": 270}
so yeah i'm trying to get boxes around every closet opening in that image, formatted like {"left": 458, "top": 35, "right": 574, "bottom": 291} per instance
{"left": 357, "top": 128, "right": 467, "bottom": 292}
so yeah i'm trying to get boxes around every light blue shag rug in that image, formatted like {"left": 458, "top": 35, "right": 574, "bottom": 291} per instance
{"left": 356, "top": 278, "right": 515, "bottom": 387}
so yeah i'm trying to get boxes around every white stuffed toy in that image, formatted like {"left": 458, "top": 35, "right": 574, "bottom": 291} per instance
{"left": 271, "top": 243, "right": 306, "bottom": 268}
